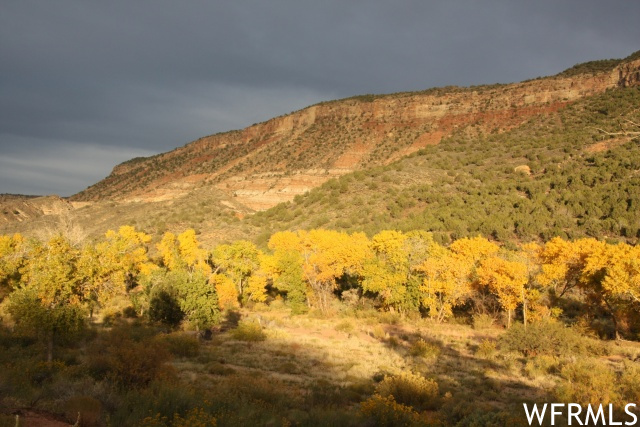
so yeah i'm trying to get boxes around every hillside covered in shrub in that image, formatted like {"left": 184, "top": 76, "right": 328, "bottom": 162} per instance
{"left": 251, "top": 87, "right": 640, "bottom": 246}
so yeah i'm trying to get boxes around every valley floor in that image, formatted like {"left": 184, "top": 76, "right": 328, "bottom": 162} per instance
{"left": 2, "top": 307, "right": 639, "bottom": 426}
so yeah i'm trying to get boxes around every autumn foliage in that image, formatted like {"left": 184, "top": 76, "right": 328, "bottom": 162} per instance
{"left": 2, "top": 227, "right": 640, "bottom": 340}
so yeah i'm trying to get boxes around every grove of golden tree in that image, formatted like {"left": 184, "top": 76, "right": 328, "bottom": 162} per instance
{"left": 2, "top": 227, "right": 640, "bottom": 341}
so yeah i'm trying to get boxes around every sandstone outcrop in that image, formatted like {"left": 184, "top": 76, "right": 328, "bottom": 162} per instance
{"left": 0, "top": 195, "right": 73, "bottom": 224}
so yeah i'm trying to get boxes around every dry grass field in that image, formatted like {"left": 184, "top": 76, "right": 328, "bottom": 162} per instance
{"left": 2, "top": 303, "right": 640, "bottom": 426}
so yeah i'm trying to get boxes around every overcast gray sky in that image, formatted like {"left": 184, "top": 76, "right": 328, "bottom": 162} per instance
{"left": 1, "top": 1, "right": 638, "bottom": 196}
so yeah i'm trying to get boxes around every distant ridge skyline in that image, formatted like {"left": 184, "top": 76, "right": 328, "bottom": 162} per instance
{"left": 1, "top": 1, "right": 638, "bottom": 196}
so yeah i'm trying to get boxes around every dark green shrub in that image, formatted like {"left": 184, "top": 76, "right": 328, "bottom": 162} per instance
{"left": 409, "top": 338, "right": 440, "bottom": 359}
{"left": 475, "top": 339, "right": 498, "bottom": 360}
{"left": 472, "top": 313, "right": 495, "bottom": 330}
{"left": 140, "top": 408, "right": 218, "bottom": 427}
{"left": 231, "top": 320, "right": 266, "bottom": 342}
{"left": 524, "top": 355, "right": 558, "bottom": 378}
{"left": 107, "top": 342, "right": 172, "bottom": 390}
{"left": 618, "top": 361, "right": 640, "bottom": 404}
{"left": 359, "top": 394, "right": 421, "bottom": 426}
{"left": 109, "top": 382, "right": 203, "bottom": 426}
{"left": 87, "top": 325, "right": 172, "bottom": 389}
{"left": 500, "top": 320, "right": 596, "bottom": 357}
{"left": 207, "top": 361, "right": 236, "bottom": 376}
{"left": 158, "top": 332, "right": 200, "bottom": 358}
{"left": 27, "top": 360, "right": 67, "bottom": 386}
{"left": 335, "top": 320, "right": 355, "bottom": 334}
{"left": 376, "top": 372, "right": 440, "bottom": 411}
{"left": 439, "top": 399, "right": 529, "bottom": 427}
{"left": 555, "top": 359, "right": 617, "bottom": 405}
{"left": 148, "top": 290, "right": 184, "bottom": 328}
{"left": 122, "top": 306, "right": 137, "bottom": 318}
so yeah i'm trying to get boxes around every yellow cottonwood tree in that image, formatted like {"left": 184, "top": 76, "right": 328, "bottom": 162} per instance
{"left": 213, "top": 240, "right": 264, "bottom": 305}
{"left": 361, "top": 230, "right": 408, "bottom": 312}
{"left": 418, "top": 244, "right": 472, "bottom": 322}
{"left": 476, "top": 256, "right": 528, "bottom": 328}
{"left": 516, "top": 242, "right": 552, "bottom": 324}
{"left": 79, "top": 226, "right": 155, "bottom": 314}
{"left": 299, "top": 229, "right": 369, "bottom": 312}
{"left": 537, "top": 237, "right": 604, "bottom": 297}
{"left": 268, "top": 229, "right": 369, "bottom": 312}
{"left": 360, "top": 230, "right": 439, "bottom": 314}
{"left": 402, "top": 230, "right": 440, "bottom": 313}
{"left": 584, "top": 243, "right": 640, "bottom": 303}
{"left": 417, "top": 236, "right": 497, "bottom": 321}
{"left": 0, "top": 233, "right": 25, "bottom": 297}
{"left": 177, "top": 229, "right": 212, "bottom": 276}
{"left": 245, "top": 275, "right": 268, "bottom": 303}
{"left": 261, "top": 239, "right": 308, "bottom": 313}
{"left": 157, "top": 232, "right": 181, "bottom": 271}
{"left": 449, "top": 236, "right": 499, "bottom": 264}
{"left": 582, "top": 242, "right": 640, "bottom": 338}
{"left": 155, "top": 230, "right": 218, "bottom": 328}
{"left": 267, "top": 230, "right": 301, "bottom": 252}
{"left": 157, "top": 229, "right": 211, "bottom": 275}
{"left": 210, "top": 273, "right": 239, "bottom": 310}
{"left": 9, "top": 235, "right": 86, "bottom": 361}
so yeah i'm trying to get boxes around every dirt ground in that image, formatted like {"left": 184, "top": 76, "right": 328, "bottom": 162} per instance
{"left": 6, "top": 410, "right": 71, "bottom": 427}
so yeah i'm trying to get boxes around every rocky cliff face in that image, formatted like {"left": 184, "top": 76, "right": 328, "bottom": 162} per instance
{"left": 71, "top": 57, "right": 640, "bottom": 211}
{"left": 0, "top": 195, "right": 73, "bottom": 224}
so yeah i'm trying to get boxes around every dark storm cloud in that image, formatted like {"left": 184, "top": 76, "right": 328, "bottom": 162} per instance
{"left": 1, "top": 0, "right": 638, "bottom": 196}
